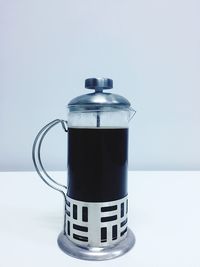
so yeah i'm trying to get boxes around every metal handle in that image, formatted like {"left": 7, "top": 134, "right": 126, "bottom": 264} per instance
{"left": 32, "top": 119, "right": 68, "bottom": 201}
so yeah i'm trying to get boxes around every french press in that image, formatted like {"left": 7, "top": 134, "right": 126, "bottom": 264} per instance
{"left": 32, "top": 78, "right": 136, "bottom": 260}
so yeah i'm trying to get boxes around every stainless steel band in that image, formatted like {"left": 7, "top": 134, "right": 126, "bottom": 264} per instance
{"left": 65, "top": 195, "right": 128, "bottom": 247}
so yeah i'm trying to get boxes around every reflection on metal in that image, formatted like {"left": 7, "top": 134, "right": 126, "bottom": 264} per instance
{"left": 57, "top": 228, "right": 135, "bottom": 261}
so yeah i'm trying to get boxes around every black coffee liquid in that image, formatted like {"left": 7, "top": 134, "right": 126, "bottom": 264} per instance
{"left": 67, "top": 127, "right": 128, "bottom": 202}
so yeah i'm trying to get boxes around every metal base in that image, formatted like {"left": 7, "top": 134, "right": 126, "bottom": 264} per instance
{"left": 57, "top": 228, "right": 135, "bottom": 261}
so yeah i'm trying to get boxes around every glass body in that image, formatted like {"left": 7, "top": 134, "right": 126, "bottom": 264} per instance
{"left": 67, "top": 107, "right": 131, "bottom": 202}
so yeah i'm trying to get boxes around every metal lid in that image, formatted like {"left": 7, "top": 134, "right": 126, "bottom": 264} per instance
{"left": 68, "top": 78, "right": 130, "bottom": 112}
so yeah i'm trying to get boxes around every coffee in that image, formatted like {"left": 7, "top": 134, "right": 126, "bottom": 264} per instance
{"left": 67, "top": 127, "right": 128, "bottom": 202}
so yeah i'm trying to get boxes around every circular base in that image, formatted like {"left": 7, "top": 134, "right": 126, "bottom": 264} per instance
{"left": 57, "top": 228, "right": 135, "bottom": 261}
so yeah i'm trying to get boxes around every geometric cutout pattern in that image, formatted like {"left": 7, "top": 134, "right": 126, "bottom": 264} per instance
{"left": 65, "top": 195, "right": 128, "bottom": 247}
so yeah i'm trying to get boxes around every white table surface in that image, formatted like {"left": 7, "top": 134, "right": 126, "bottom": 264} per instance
{"left": 0, "top": 171, "right": 200, "bottom": 267}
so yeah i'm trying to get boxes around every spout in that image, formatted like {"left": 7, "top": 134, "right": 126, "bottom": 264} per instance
{"left": 129, "top": 107, "right": 136, "bottom": 121}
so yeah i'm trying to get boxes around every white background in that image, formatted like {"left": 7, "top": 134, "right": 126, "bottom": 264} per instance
{"left": 0, "top": 0, "right": 200, "bottom": 171}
